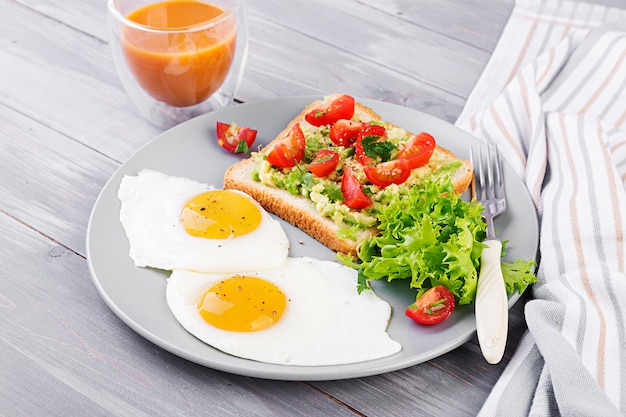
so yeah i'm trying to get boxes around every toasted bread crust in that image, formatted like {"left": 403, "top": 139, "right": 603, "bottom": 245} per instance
{"left": 224, "top": 95, "right": 473, "bottom": 255}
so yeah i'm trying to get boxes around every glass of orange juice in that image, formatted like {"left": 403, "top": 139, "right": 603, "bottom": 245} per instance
{"left": 107, "top": 0, "right": 248, "bottom": 128}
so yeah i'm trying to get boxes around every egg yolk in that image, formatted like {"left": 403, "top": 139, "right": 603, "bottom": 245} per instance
{"left": 180, "top": 190, "right": 262, "bottom": 239}
{"left": 197, "top": 276, "right": 287, "bottom": 332}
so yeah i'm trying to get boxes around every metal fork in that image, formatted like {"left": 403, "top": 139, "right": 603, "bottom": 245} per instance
{"left": 470, "top": 144, "right": 508, "bottom": 365}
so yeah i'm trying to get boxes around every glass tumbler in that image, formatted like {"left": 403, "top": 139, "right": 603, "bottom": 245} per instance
{"left": 107, "top": 0, "right": 249, "bottom": 128}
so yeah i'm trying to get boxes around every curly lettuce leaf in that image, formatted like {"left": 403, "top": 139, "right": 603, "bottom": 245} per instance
{"left": 340, "top": 177, "right": 537, "bottom": 305}
{"left": 502, "top": 258, "right": 538, "bottom": 294}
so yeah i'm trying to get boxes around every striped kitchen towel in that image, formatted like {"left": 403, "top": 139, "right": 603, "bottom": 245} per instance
{"left": 455, "top": 0, "right": 626, "bottom": 416}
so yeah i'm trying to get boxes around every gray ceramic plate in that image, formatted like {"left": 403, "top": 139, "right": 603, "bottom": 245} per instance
{"left": 86, "top": 96, "right": 538, "bottom": 381}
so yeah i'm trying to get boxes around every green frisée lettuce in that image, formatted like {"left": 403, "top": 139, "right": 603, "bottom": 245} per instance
{"left": 338, "top": 178, "right": 537, "bottom": 305}
{"left": 501, "top": 258, "right": 538, "bottom": 295}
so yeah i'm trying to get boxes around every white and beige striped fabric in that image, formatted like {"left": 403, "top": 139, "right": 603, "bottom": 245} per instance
{"left": 455, "top": 0, "right": 626, "bottom": 415}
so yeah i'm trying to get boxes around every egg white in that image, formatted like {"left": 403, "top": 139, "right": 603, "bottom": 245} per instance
{"left": 166, "top": 257, "right": 402, "bottom": 366}
{"left": 118, "top": 169, "right": 290, "bottom": 273}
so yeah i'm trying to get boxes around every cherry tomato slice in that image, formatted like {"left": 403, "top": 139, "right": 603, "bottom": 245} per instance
{"left": 266, "top": 123, "right": 306, "bottom": 168}
{"left": 341, "top": 167, "right": 372, "bottom": 209}
{"left": 329, "top": 119, "right": 365, "bottom": 147}
{"left": 363, "top": 159, "right": 411, "bottom": 188}
{"left": 307, "top": 149, "right": 340, "bottom": 177}
{"left": 355, "top": 124, "right": 388, "bottom": 166}
{"left": 405, "top": 285, "right": 455, "bottom": 325}
{"left": 304, "top": 95, "right": 355, "bottom": 127}
{"left": 397, "top": 132, "right": 436, "bottom": 169}
{"left": 216, "top": 121, "right": 257, "bottom": 154}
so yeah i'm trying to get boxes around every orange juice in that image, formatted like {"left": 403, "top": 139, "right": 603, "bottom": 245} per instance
{"left": 122, "top": 1, "right": 237, "bottom": 108}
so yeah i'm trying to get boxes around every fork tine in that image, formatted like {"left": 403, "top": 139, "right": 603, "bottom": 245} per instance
{"left": 469, "top": 146, "right": 476, "bottom": 199}
{"left": 480, "top": 147, "right": 488, "bottom": 201}
{"left": 471, "top": 143, "right": 506, "bottom": 212}
{"left": 475, "top": 147, "right": 483, "bottom": 199}
{"left": 489, "top": 143, "right": 504, "bottom": 202}
{"left": 487, "top": 145, "right": 497, "bottom": 200}
{"left": 495, "top": 144, "right": 504, "bottom": 200}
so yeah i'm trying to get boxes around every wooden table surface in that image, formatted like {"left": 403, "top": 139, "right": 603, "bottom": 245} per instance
{"left": 0, "top": 0, "right": 617, "bottom": 415}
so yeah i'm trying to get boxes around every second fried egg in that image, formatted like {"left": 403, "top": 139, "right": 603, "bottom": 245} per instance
{"left": 166, "top": 257, "right": 402, "bottom": 366}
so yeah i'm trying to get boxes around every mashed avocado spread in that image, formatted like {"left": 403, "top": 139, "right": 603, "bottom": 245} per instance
{"left": 252, "top": 121, "right": 461, "bottom": 235}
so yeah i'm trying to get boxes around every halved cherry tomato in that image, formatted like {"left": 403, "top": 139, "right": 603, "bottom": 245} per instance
{"left": 216, "top": 121, "right": 257, "bottom": 154}
{"left": 397, "top": 132, "right": 436, "bottom": 169}
{"left": 363, "top": 159, "right": 411, "bottom": 188}
{"left": 355, "top": 124, "right": 388, "bottom": 166}
{"left": 405, "top": 285, "right": 455, "bottom": 325}
{"left": 329, "top": 119, "right": 365, "bottom": 146}
{"left": 304, "top": 95, "right": 355, "bottom": 127}
{"left": 266, "top": 123, "right": 306, "bottom": 168}
{"left": 307, "top": 150, "right": 340, "bottom": 177}
{"left": 340, "top": 167, "right": 372, "bottom": 209}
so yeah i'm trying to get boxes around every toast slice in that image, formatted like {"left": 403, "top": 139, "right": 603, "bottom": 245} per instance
{"left": 224, "top": 95, "right": 473, "bottom": 256}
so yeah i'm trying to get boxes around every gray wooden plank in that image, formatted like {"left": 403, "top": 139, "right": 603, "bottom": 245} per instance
{"left": 244, "top": 0, "right": 491, "bottom": 99}
{"left": 15, "top": 0, "right": 108, "bottom": 39}
{"left": 0, "top": 105, "right": 120, "bottom": 254}
{"left": 238, "top": 12, "right": 467, "bottom": 122}
{"left": 0, "top": 0, "right": 160, "bottom": 163}
{"left": 358, "top": 0, "right": 514, "bottom": 52}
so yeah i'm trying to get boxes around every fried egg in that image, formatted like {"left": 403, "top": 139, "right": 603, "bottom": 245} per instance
{"left": 118, "top": 169, "right": 289, "bottom": 273}
{"left": 166, "top": 257, "right": 401, "bottom": 366}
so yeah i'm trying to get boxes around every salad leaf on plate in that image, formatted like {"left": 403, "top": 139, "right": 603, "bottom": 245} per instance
{"left": 339, "top": 178, "right": 537, "bottom": 304}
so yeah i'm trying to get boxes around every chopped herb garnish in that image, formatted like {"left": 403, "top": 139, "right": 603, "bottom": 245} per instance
{"left": 361, "top": 136, "right": 397, "bottom": 161}
{"left": 312, "top": 154, "right": 334, "bottom": 164}
{"left": 323, "top": 183, "right": 345, "bottom": 202}
{"left": 235, "top": 140, "right": 250, "bottom": 154}
{"left": 425, "top": 298, "right": 446, "bottom": 314}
